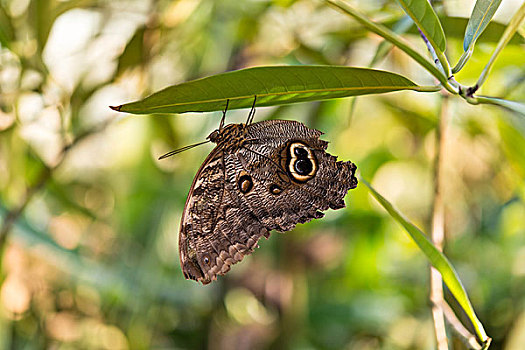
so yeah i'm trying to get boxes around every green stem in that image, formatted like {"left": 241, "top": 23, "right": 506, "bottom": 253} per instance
{"left": 434, "top": 44, "right": 452, "bottom": 79}
{"left": 325, "top": 0, "right": 455, "bottom": 93}
{"left": 452, "top": 48, "right": 473, "bottom": 73}
{"left": 470, "top": 95, "right": 525, "bottom": 116}
{"left": 476, "top": 2, "right": 525, "bottom": 88}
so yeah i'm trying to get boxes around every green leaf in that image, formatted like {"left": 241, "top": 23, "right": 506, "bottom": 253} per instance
{"left": 396, "top": 0, "right": 446, "bottom": 52}
{"left": 464, "top": 0, "right": 503, "bottom": 51}
{"left": 361, "top": 178, "right": 490, "bottom": 346}
{"left": 111, "top": 66, "right": 440, "bottom": 114}
{"left": 476, "top": 2, "right": 525, "bottom": 88}
{"left": 453, "top": 0, "right": 503, "bottom": 73}
{"left": 438, "top": 16, "right": 523, "bottom": 45}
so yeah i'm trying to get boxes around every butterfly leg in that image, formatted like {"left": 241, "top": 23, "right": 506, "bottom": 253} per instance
{"left": 246, "top": 95, "right": 257, "bottom": 125}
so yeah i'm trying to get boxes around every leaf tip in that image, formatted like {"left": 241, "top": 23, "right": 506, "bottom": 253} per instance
{"left": 109, "top": 105, "right": 122, "bottom": 112}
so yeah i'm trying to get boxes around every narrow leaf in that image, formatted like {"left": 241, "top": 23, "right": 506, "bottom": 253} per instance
{"left": 453, "top": 0, "right": 503, "bottom": 73}
{"left": 464, "top": 0, "right": 503, "bottom": 51}
{"left": 432, "top": 16, "right": 523, "bottom": 44}
{"left": 111, "top": 66, "right": 440, "bottom": 115}
{"left": 476, "top": 2, "right": 525, "bottom": 88}
{"left": 396, "top": 0, "right": 446, "bottom": 52}
{"left": 361, "top": 178, "right": 490, "bottom": 345}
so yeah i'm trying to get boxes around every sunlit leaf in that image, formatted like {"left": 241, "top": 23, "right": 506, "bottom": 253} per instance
{"left": 396, "top": 0, "right": 446, "bottom": 52}
{"left": 453, "top": 0, "right": 503, "bottom": 73}
{"left": 440, "top": 16, "right": 523, "bottom": 45}
{"left": 464, "top": 0, "right": 503, "bottom": 51}
{"left": 476, "top": 2, "right": 525, "bottom": 87}
{"left": 361, "top": 178, "right": 490, "bottom": 346}
{"left": 111, "top": 66, "right": 440, "bottom": 115}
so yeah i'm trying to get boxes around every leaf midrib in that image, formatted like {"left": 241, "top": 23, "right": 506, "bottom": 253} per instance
{"left": 132, "top": 85, "right": 421, "bottom": 111}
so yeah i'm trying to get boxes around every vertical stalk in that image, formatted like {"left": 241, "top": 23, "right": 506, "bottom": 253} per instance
{"left": 430, "top": 95, "right": 449, "bottom": 350}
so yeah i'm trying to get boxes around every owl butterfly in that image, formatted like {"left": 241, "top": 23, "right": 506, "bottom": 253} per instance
{"left": 160, "top": 99, "right": 357, "bottom": 284}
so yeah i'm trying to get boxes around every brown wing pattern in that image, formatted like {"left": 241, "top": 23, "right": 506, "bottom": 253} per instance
{"left": 179, "top": 120, "right": 357, "bottom": 284}
{"left": 238, "top": 120, "right": 357, "bottom": 232}
{"left": 179, "top": 148, "right": 268, "bottom": 284}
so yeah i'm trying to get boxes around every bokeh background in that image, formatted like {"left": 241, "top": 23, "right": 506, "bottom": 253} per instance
{"left": 0, "top": 0, "right": 524, "bottom": 349}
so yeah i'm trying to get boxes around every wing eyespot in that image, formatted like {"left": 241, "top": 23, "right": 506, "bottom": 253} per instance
{"left": 237, "top": 171, "right": 253, "bottom": 194}
{"left": 286, "top": 142, "right": 318, "bottom": 182}
{"left": 269, "top": 184, "right": 282, "bottom": 195}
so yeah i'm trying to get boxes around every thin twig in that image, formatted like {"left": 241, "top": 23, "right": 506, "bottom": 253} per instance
{"left": 430, "top": 95, "right": 449, "bottom": 350}
{"left": 325, "top": 0, "right": 452, "bottom": 92}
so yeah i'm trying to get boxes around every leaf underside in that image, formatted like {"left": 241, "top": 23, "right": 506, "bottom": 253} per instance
{"left": 464, "top": 0, "right": 503, "bottom": 51}
{"left": 111, "top": 66, "right": 438, "bottom": 115}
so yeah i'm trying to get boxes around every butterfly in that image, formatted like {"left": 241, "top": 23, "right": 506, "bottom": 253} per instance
{"left": 160, "top": 98, "right": 358, "bottom": 284}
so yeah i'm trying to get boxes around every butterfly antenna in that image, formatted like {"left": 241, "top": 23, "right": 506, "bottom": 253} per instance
{"left": 219, "top": 99, "right": 229, "bottom": 131}
{"left": 158, "top": 140, "right": 211, "bottom": 160}
{"left": 246, "top": 95, "right": 257, "bottom": 125}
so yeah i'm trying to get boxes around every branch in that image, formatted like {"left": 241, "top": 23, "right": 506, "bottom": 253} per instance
{"left": 430, "top": 95, "right": 449, "bottom": 350}
{"left": 325, "top": 0, "right": 452, "bottom": 92}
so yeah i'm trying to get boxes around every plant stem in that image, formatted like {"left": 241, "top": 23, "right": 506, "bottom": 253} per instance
{"left": 430, "top": 95, "right": 449, "bottom": 350}
{"left": 476, "top": 2, "right": 525, "bottom": 89}
{"left": 325, "top": 0, "right": 454, "bottom": 93}
{"left": 439, "top": 300, "right": 483, "bottom": 349}
{"left": 470, "top": 95, "right": 525, "bottom": 117}
{"left": 415, "top": 27, "right": 456, "bottom": 93}
{"left": 417, "top": 28, "right": 444, "bottom": 74}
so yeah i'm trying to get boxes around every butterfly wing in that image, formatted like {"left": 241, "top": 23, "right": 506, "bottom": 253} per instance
{"left": 180, "top": 120, "right": 357, "bottom": 285}
{"left": 235, "top": 120, "right": 358, "bottom": 232}
{"left": 179, "top": 148, "right": 268, "bottom": 284}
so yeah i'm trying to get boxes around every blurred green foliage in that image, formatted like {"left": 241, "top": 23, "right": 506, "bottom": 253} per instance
{"left": 0, "top": 0, "right": 524, "bottom": 349}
